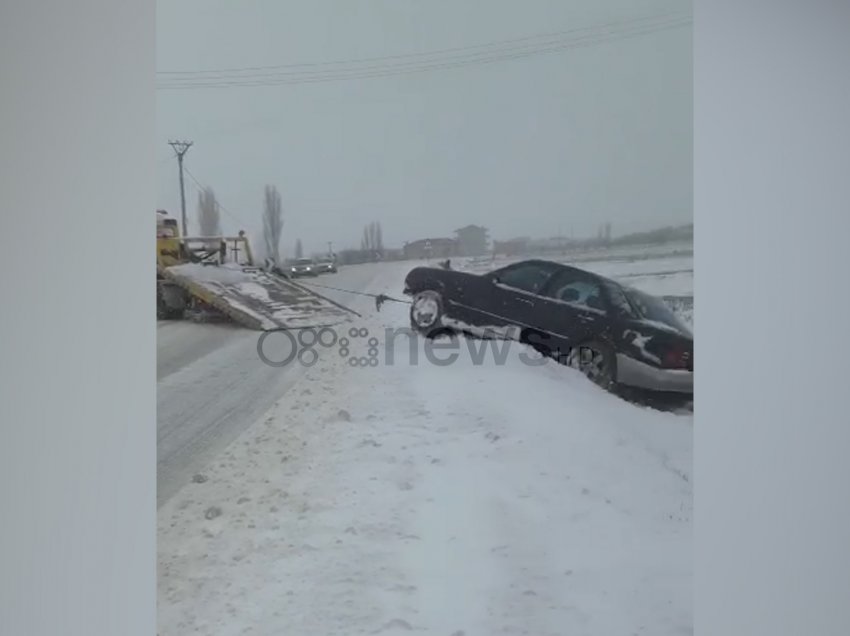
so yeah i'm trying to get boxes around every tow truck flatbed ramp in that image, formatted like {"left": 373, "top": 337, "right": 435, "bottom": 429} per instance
{"left": 162, "top": 262, "right": 357, "bottom": 331}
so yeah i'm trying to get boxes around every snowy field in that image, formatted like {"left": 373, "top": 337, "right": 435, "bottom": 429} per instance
{"left": 158, "top": 250, "right": 693, "bottom": 636}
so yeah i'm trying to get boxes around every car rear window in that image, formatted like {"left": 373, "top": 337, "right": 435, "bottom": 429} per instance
{"left": 624, "top": 287, "right": 691, "bottom": 335}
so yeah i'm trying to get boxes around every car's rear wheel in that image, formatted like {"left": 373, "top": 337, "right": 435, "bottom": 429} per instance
{"left": 566, "top": 340, "right": 617, "bottom": 391}
{"left": 410, "top": 290, "right": 445, "bottom": 336}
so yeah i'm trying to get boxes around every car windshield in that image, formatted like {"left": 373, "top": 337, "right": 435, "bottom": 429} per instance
{"left": 295, "top": 259, "right": 313, "bottom": 265}
{"left": 624, "top": 287, "right": 691, "bottom": 336}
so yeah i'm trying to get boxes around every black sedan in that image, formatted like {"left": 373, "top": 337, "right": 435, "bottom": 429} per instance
{"left": 402, "top": 259, "right": 693, "bottom": 397}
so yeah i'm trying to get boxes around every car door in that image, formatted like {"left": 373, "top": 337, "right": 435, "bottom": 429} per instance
{"left": 532, "top": 269, "right": 611, "bottom": 358}
{"left": 461, "top": 261, "right": 560, "bottom": 336}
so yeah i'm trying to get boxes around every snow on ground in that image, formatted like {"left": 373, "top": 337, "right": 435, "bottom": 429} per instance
{"left": 158, "top": 259, "right": 692, "bottom": 636}
{"left": 619, "top": 271, "right": 693, "bottom": 299}
{"left": 157, "top": 265, "right": 384, "bottom": 509}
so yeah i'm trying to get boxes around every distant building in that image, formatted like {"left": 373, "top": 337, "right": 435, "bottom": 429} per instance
{"left": 454, "top": 225, "right": 489, "bottom": 257}
{"left": 492, "top": 235, "right": 577, "bottom": 256}
{"left": 337, "top": 249, "right": 375, "bottom": 265}
{"left": 403, "top": 238, "right": 457, "bottom": 260}
{"left": 527, "top": 236, "right": 574, "bottom": 253}
{"left": 382, "top": 248, "right": 404, "bottom": 261}
{"left": 493, "top": 237, "right": 530, "bottom": 256}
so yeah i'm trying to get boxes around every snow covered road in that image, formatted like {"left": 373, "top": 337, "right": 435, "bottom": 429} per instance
{"left": 158, "top": 259, "right": 693, "bottom": 635}
{"left": 156, "top": 265, "right": 381, "bottom": 507}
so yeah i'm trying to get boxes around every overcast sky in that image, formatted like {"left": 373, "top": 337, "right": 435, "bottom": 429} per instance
{"left": 157, "top": 0, "right": 691, "bottom": 258}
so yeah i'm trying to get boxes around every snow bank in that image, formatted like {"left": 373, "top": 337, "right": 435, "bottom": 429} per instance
{"left": 158, "top": 261, "right": 692, "bottom": 635}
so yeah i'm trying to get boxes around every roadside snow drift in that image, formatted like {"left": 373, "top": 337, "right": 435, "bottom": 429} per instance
{"left": 158, "top": 257, "right": 692, "bottom": 636}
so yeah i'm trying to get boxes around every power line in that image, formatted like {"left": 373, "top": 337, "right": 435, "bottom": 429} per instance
{"left": 183, "top": 167, "right": 243, "bottom": 225}
{"left": 157, "top": 13, "right": 691, "bottom": 90}
{"left": 159, "top": 12, "right": 688, "bottom": 78}
{"left": 159, "top": 15, "right": 689, "bottom": 89}
{"left": 182, "top": 166, "right": 248, "bottom": 228}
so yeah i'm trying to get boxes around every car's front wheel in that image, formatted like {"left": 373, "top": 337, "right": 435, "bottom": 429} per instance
{"left": 409, "top": 290, "right": 445, "bottom": 336}
{"left": 566, "top": 340, "right": 617, "bottom": 391}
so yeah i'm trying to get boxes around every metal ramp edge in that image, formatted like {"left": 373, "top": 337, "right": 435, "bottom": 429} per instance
{"left": 161, "top": 264, "right": 358, "bottom": 331}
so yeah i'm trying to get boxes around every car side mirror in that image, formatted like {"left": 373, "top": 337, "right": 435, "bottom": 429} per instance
{"left": 489, "top": 274, "right": 500, "bottom": 284}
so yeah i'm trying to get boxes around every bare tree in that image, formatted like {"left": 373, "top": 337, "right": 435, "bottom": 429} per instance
{"left": 197, "top": 187, "right": 221, "bottom": 238}
{"left": 375, "top": 222, "right": 384, "bottom": 252}
{"left": 262, "top": 185, "right": 284, "bottom": 264}
{"left": 295, "top": 238, "right": 304, "bottom": 259}
{"left": 360, "top": 221, "right": 385, "bottom": 255}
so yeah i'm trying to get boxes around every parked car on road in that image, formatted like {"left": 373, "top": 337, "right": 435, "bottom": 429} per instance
{"left": 288, "top": 258, "right": 318, "bottom": 277}
{"left": 402, "top": 259, "right": 693, "bottom": 398}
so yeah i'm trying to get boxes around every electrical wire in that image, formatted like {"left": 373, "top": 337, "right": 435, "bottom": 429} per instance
{"left": 160, "top": 12, "right": 687, "bottom": 77}
{"left": 182, "top": 166, "right": 249, "bottom": 228}
{"left": 159, "top": 17, "right": 688, "bottom": 89}
{"left": 157, "top": 12, "right": 691, "bottom": 90}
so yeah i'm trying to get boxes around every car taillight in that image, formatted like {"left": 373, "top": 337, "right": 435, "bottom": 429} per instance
{"left": 663, "top": 345, "right": 691, "bottom": 370}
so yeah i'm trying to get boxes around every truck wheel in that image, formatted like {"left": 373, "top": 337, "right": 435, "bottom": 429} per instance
{"left": 158, "top": 282, "right": 187, "bottom": 320}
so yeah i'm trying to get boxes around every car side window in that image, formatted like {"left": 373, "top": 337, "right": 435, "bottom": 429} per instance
{"left": 495, "top": 263, "right": 557, "bottom": 294}
{"left": 544, "top": 272, "right": 606, "bottom": 312}
{"left": 602, "top": 281, "right": 636, "bottom": 317}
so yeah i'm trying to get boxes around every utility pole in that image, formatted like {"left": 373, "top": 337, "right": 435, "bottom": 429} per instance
{"left": 168, "top": 140, "right": 193, "bottom": 237}
{"left": 327, "top": 241, "right": 333, "bottom": 258}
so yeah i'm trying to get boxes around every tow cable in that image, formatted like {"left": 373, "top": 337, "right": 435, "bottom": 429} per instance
{"left": 292, "top": 280, "right": 412, "bottom": 312}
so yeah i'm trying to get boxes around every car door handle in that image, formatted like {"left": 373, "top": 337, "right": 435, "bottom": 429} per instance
{"left": 517, "top": 297, "right": 534, "bottom": 305}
